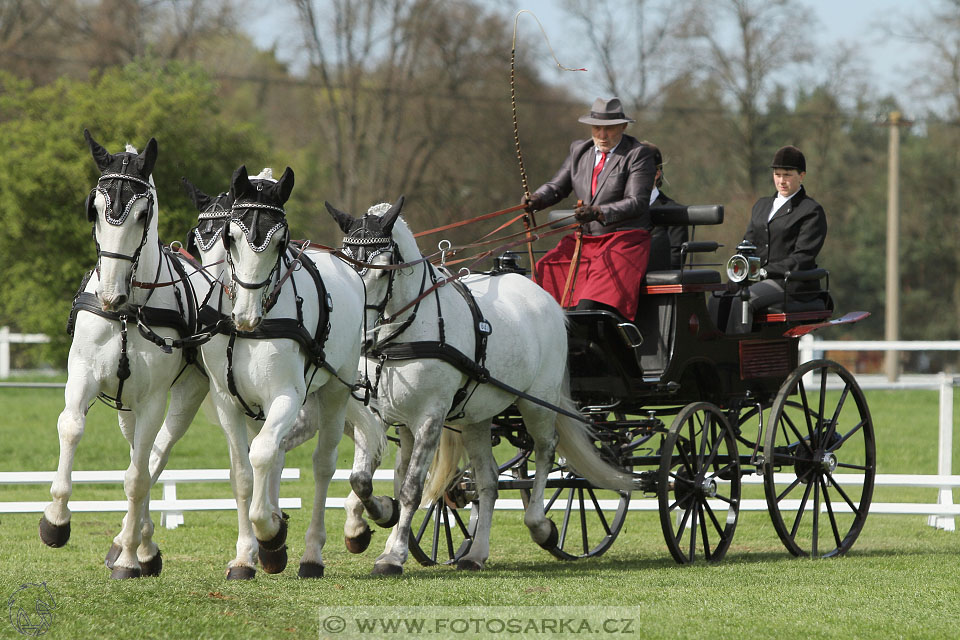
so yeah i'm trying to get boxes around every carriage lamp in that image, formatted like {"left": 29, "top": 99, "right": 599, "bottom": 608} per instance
{"left": 726, "top": 241, "right": 762, "bottom": 283}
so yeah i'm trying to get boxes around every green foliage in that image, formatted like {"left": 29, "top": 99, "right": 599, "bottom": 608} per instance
{"left": 0, "top": 62, "right": 267, "bottom": 364}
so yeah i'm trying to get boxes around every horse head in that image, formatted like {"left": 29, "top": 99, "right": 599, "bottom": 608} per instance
{"left": 325, "top": 196, "right": 406, "bottom": 324}
{"left": 83, "top": 128, "right": 159, "bottom": 311}
{"left": 182, "top": 177, "right": 234, "bottom": 264}
{"left": 225, "top": 164, "right": 294, "bottom": 331}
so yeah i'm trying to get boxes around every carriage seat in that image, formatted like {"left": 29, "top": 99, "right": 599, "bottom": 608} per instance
{"left": 759, "top": 268, "right": 834, "bottom": 321}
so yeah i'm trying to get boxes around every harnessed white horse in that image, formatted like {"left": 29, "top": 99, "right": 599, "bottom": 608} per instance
{"left": 193, "top": 165, "right": 365, "bottom": 579}
{"left": 325, "top": 197, "right": 633, "bottom": 574}
{"left": 40, "top": 130, "right": 200, "bottom": 579}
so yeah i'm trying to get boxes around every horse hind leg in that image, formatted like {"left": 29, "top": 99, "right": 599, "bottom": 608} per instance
{"left": 298, "top": 387, "right": 350, "bottom": 578}
{"left": 516, "top": 402, "right": 560, "bottom": 548}
{"left": 371, "top": 415, "right": 444, "bottom": 576}
{"left": 454, "top": 423, "right": 498, "bottom": 572}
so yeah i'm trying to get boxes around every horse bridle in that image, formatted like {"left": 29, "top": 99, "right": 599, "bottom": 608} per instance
{"left": 223, "top": 199, "right": 289, "bottom": 312}
{"left": 87, "top": 156, "right": 156, "bottom": 286}
{"left": 342, "top": 216, "right": 407, "bottom": 318}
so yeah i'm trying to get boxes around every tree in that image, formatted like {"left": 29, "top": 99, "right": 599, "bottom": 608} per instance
{"left": 0, "top": 62, "right": 267, "bottom": 364}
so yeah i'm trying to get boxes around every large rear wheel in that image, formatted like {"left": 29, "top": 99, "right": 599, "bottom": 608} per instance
{"left": 763, "top": 359, "right": 876, "bottom": 558}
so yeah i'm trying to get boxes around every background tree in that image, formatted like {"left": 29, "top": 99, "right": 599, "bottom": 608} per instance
{"left": 0, "top": 62, "right": 267, "bottom": 362}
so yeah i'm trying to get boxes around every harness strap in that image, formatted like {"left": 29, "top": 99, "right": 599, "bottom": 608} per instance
{"left": 560, "top": 228, "right": 584, "bottom": 307}
{"left": 369, "top": 341, "right": 593, "bottom": 427}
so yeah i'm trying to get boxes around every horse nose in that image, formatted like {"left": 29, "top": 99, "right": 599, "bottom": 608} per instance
{"left": 233, "top": 311, "right": 261, "bottom": 332}
{"left": 99, "top": 292, "right": 127, "bottom": 312}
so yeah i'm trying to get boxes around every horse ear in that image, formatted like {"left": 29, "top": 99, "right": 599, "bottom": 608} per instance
{"left": 84, "top": 128, "right": 112, "bottom": 172}
{"left": 181, "top": 177, "right": 212, "bottom": 212}
{"left": 275, "top": 166, "right": 295, "bottom": 205}
{"left": 139, "top": 137, "right": 158, "bottom": 178}
{"left": 324, "top": 201, "right": 355, "bottom": 235}
{"left": 380, "top": 195, "right": 405, "bottom": 233}
{"left": 230, "top": 165, "right": 252, "bottom": 200}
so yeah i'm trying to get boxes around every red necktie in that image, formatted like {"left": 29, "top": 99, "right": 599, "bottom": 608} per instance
{"left": 591, "top": 152, "right": 607, "bottom": 197}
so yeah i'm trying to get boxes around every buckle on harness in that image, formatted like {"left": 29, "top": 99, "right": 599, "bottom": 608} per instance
{"left": 478, "top": 320, "right": 492, "bottom": 335}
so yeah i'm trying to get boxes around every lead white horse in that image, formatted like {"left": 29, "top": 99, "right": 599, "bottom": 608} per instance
{"left": 195, "top": 165, "right": 365, "bottom": 579}
{"left": 325, "top": 197, "right": 634, "bottom": 575}
{"left": 40, "top": 130, "right": 201, "bottom": 579}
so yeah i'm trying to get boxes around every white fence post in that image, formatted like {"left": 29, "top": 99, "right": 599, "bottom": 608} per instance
{"left": 0, "top": 326, "right": 9, "bottom": 379}
{"left": 160, "top": 480, "right": 184, "bottom": 530}
{"left": 929, "top": 373, "right": 956, "bottom": 531}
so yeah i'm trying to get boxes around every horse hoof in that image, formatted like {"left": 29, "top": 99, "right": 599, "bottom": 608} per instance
{"left": 141, "top": 549, "right": 163, "bottom": 577}
{"left": 345, "top": 527, "right": 373, "bottom": 554}
{"left": 371, "top": 562, "right": 403, "bottom": 576}
{"left": 298, "top": 562, "right": 325, "bottom": 579}
{"left": 110, "top": 565, "right": 142, "bottom": 580}
{"left": 38, "top": 516, "right": 70, "bottom": 548}
{"left": 373, "top": 498, "right": 400, "bottom": 528}
{"left": 257, "top": 514, "right": 289, "bottom": 552}
{"left": 226, "top": 566, "right": 256, "bottom": 580}
{"left": 104, "top": 544, "right": 121, "bottom": 569}
{"left": 456, "top": 558, "right": 483, "bottom": 572}
{"left": 259, "top": 545, "right": 288, "bottom": 574}
{"left": 536, "top": 519, "right": 559, "bottom": 551}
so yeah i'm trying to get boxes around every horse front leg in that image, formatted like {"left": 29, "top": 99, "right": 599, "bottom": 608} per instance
{"left": 372, "top": 415, "right": 443, "bottom": 576}
{"left": 346, "top": 401, "right": 395, "bottom": 542}
{"left": 40, "top": 374, "right": 99, "bottom": 548}
{"left": 110, "top": 396, "right": 168, "bottom": 579}
{"left": 247, "top": 393, "right": 300, "bottom": 572}
{"left": 208, "top": 390, "right": 258, "bottom": 580}
{"left": 299, "top": 386, "right": 349, "bottom": 578}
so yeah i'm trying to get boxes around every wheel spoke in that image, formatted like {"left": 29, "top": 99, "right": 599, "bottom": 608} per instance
{"left": 698, "top": 503, "right": 711, "bottom": 560}
{"left": 777, "top": 466, "right": 815, "bottom": 502}
{"left": 688, "top": 501, "right": 698, "bottom": 561}
{"left": 817, "top": 367, "right": 828, "bottom": 446}
{"left": 674, "top": 499, "right": 693, "bottom": 539}
{"left": 586, "top": 487, "right": 613, "bottom": 536}
{"left": 415, "top": 503, "right": 434, "bottom": 542}
{"left": 835, "top": 462, "right": 869, "bottom": 471}
{"left": 558, "top": 487, "right": 574, "bottom": 549}
{"left": 812, "top": 472, "right": 821, "bottom": 556}
{"left": 825, "top": 384, "right": 851, "bottom": 445}
{"left": 703, "top": 501, "right": 727, "bottom": 542}
{"left": 431, "top": 503, "right": 442, "bottom": 561}
{"left": 824, "top": 471, "right": 862, "bottom": 516}
{"left": 544, "top": 485, "right": 563, "bottom": 512}
{"left": 702, "top": 428, "right": 726, "bottom": 471}
{"left": 820, "top": 475, "right": 843, "bottom": 550}
{"left": 828, "top": 419, "right": 868, "bottom": 452}
{"left": 789, "top": 479, "right": 814, "bottom": 538}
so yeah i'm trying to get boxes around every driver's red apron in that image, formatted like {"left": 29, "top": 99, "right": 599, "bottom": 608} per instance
{"left": 535, "top": 228, "right": 651, "bottom": 319}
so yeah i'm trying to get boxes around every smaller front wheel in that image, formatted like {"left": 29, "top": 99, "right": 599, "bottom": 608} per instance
{"left": 658, "top": 402, "right": 741, "bottom": 564}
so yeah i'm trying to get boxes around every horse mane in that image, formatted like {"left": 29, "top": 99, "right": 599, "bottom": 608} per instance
{"left": 125, "top": 143, "right": 138, "bottom": 154}
{"left": 253, "top": 167, "right": 276, "bottom": 182}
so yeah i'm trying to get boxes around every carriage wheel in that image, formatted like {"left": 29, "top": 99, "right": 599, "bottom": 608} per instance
{"left": 763, "top": 359, "right": 875, "bottom": 558}
{"left": 657, "top": 402, "right": 741, "bottom": 564}
{"left": 407, "top": 471, "right": 479, "bottom": 566}
{"left": 513, "top": 421, "right": 631, "bottom": 561}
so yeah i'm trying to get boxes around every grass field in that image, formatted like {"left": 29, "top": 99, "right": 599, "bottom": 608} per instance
{"left": 1, "top": 383, "right": 959, "bottom": 639}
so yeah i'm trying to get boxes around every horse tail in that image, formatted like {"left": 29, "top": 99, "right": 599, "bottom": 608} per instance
{"left": 421, "top": 427, "right": 465, "bottom": 507}
{"left": 554, "top": 391, "right": 634, "bottom": 493}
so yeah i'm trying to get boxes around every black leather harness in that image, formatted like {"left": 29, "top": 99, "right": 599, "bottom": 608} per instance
{"left": 66, "top": 246, "right": 199, "bottom": 410}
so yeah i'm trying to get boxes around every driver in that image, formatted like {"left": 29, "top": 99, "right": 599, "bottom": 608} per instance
{"left": 522, "top": 97, "right": 657, "bottom": 321}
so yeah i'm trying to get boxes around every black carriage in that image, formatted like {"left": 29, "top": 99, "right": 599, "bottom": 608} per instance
{"left": 406, "top": 204, "right": 875, "bottom": 566}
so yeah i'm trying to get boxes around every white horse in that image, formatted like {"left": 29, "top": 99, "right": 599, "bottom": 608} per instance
{"left": 164, "top": 172, "right": 385, "bottom": 574}
{"left": 195, "top": 165, "right": 365, "bottom": 579}
{"left": 41, "top": 130, "right": 201, "bottom": 579}
{"left": 325, "top": 197, "right": 634, "bottom": 575}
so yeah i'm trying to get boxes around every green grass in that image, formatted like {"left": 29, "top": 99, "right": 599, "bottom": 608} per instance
{"left": 1, "top": 385, "right": 959, "bottom": 639}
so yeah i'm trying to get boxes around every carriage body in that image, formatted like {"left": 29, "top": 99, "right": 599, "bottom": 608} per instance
{"left": 410, "top": 203, "right": 876, "bottom": 567}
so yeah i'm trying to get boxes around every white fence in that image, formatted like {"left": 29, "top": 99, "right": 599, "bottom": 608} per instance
{"left": 1, "top": 335, "right": 957, "bottom": 530}
{"left": 0, "top": 468, "right": 301, "bottom": 529}
{"left": 0, "top": 326, "right": 50, "bottom": 379}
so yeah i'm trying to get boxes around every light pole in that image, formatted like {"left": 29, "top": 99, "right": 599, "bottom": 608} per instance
{"left": 884, "top": 111, "right": 911, "bottom": 381}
